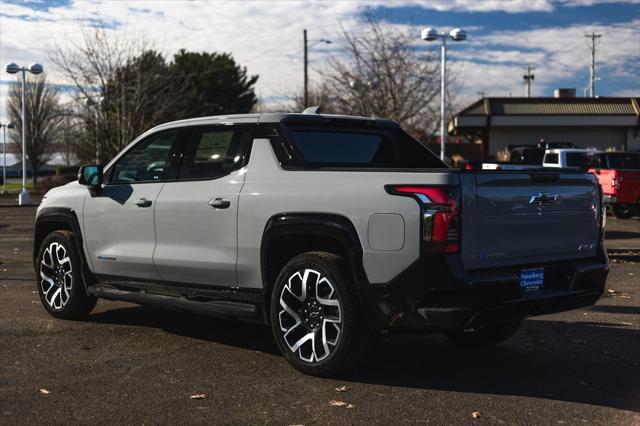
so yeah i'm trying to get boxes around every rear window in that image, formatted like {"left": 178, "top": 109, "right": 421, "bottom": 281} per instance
{"left": 605, "top": 153, "right": 640, "bottom": 170}
{"left": 566, "top": 152, "right": 589, "bottom": 167}
{"left": 288, "top": 128, "right": 446, "bottom": 169}
{"left": 511, "top": 148, "right": 544, "bottom": 165}
{"left": 544, "top": 153, "right": 559, "bottom": 164}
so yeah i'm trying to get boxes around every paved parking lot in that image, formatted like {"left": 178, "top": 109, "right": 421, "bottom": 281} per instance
{"left": 1, "top": 206, "right": 638, "bottom": 424}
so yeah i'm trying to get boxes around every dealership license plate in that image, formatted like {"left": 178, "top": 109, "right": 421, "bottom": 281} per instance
{"left": 520, "top": 268, "right": 544, "bottom": 294}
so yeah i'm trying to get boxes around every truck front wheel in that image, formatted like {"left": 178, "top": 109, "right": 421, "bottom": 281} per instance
{"left": 270, "top": 251, "right": 368, "bottom": 376}
{"left": 444, "top": 318, "right": 523, "bottom": 347}
{"left": 35, "top": 230, "right": 97, "bottom": 319}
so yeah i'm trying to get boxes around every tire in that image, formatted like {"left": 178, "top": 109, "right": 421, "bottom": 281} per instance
{"left": 444, "top": 318, "right": 522, "bottom": 347}
{"left": 35, "top": 230, "right": 97, "bottom": 319}
{"left": 612, "top": 204, "right": 634, "bottom": 219}
{"left": 270, "top": 251, "right": 368, "bottom": 376}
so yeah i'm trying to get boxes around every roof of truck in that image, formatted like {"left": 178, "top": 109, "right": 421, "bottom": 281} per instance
{"left": 545, "top": 148, "right": 599, "bottom": 154}
{"left": 149, "top": 112, "right": 399, "bottom": 133}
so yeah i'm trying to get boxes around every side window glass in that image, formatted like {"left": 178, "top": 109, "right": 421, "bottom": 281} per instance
{"left": 178, "top": 127, "right": 242, "bottom": 180}
{"left": 544, "top": 153, "right": 559, "bottom": 164}
{"left": 110, "top": 130, "right": 178, "bottom": 184}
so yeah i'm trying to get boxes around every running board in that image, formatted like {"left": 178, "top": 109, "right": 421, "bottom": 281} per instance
{"left": 88, "top": 285, "right": 260, "bottom": 322}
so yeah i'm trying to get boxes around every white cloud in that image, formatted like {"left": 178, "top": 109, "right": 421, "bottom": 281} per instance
{"left": 449, "top": 18, "right": 640, "bottom": 102}
{"left": 0, "top": 0, "right": 638, "bottom": 124}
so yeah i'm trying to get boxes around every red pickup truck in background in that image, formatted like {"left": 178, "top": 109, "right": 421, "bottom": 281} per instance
{"left": 588, "top": 152, "right": 640, "bottom": 219}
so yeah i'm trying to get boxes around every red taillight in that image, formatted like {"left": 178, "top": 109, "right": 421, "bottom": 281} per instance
{"left": 392, "top": 186, "right": 450, "bottom": 204}
{"left": 386, "top": 185, "right": 461, "bottom": 253}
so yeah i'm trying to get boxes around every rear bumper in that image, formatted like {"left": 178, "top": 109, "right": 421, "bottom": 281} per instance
{"left": 358, "top": 248, "right": 609, "bottom": 331}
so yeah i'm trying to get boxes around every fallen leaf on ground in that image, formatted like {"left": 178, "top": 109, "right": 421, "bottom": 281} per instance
{"left": 190, "top": 393, "right": 207, "bottom": 400}
{"left": 579, "top": 380, "right": 589, "bottom": 387}
{"left": 471, "top": 411, "right": 481, "bottom": 418}
{"left": 39, "top": 389, "right": 50, "bottom": 395}
{"left": 329, "top": 400, "right": 353, "bottom": 408}
{"left": 572, "top": 339, "right": 587, "bottom": 345}
{"left": 335, "top": 385, "right": 348, "bottom": 392}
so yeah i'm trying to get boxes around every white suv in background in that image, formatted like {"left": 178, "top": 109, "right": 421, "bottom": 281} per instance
{"left": 543, "top": 148, "right": 598, "bottom": 169}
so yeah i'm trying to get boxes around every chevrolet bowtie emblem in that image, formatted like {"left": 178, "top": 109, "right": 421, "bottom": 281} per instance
{"left": 529, "top": 192, "right": 559, "bottom": 206}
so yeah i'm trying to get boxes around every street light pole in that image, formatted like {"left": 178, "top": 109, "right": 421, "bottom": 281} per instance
{"left": 440, "top": 37, "right": 447, "bottom": 162}
{"left": 304, "top": 29, "right": 308, "bottom": 109}
{"left": 421, "top": 28, "right": 467, "bottom": 162}
{"left": 303, "top": 30, "right": 331, "bottom": 109}
{"left": 4, "top": 62, "right": 43, "bottom": 206}
{"left": 20, "top": 68, "right": 28, "bottom": 204}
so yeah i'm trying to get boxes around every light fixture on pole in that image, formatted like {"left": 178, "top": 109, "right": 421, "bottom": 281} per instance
{"left": 303, "top": 29, "right": 331, "bottom": 108}
{"left": 421, "top": 27, "right": 467, "bottom": 162}
{"left": 5, "top": 62, "right": 44, "bottom": 206}
{"left": 1, "top": 122, "right": 15, "bottom": 195}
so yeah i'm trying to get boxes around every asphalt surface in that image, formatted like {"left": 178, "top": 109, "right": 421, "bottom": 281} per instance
{"left": 1, "top": 207, "right": 639, "bottom": 424}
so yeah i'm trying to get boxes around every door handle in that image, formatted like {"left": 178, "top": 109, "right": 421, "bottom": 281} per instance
{"left": 135, "top": 198, "right": 152, "bottom": 207}
{"left": 208, "top": 198, "right": 231, "bottom": 209}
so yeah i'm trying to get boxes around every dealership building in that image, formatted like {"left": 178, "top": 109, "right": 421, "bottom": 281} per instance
{"left": 448, "top": 96, "right": 640, "bottom": 159}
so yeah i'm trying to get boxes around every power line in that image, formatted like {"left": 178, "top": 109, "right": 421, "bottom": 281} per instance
{"left": 585, "top": 32, "right": 602, "bottom": 98}
{"left": 523, "top": 65, "right": 535, "bottom": 98}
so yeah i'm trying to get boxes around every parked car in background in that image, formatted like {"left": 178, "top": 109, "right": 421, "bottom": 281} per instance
{"left": 588, "top": 152, "right": 640, "bottom": 219}
{"left": 542, "top": 148, "right": 598, "bottom": 169}
{"left": 537, "top": 141, "right": 578, "bottom": 150}
{"left": 481, "top": 146, "right": 545, "bottom": 171}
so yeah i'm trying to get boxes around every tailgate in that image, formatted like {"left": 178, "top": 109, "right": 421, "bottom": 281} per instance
{"left": 460, "top": 171, "right": 601, "bottom": 270}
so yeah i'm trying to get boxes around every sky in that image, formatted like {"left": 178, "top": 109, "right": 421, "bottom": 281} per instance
{"left": 0, "top": 0, "right": 639, "bottom": 128}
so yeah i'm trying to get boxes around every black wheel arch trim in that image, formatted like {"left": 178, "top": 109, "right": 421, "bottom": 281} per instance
{"left": 34, "top": 207, "right": 95, "bottom": 294}
{"left": 261, "top": 213, "right": 369, "bottom": 289}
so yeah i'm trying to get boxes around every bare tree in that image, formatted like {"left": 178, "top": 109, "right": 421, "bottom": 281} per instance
{"left": 287, "top": 84, "right": 341, "bottom": 114}
{"left": 7, "top": 73, "right": 63, "bottom": 184}
{"left": 49, "top": 26, "right": 148, "bottom": 163}
{"left": 319, "top": 14, "right": 446, "bottom": 134}
{"left": 50, "top": 27, "right": 258, "bottom": 164}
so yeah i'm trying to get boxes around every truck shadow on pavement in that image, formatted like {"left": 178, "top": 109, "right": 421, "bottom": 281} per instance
{"left": 87, "top": 305, "right": 640, "bottom": 412}
{"left": 354, "top": 320, "right": 640, "bottom": 412}
{"left": 605, "top": 230, "right": 640, "bottom": 240}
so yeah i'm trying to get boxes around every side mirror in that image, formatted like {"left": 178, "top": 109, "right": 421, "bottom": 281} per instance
{"left": 78, "top": 165, "right": 103, "bottom": 192}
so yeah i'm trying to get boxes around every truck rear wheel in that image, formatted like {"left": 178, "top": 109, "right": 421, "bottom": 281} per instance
{"left": 612, "top": 204, "right": 635, "bottom": 219}
{"left": 270, "top": 251, "right": 368, "bottom": 376}
{"left": 444, "top": 318, "right": 522, "bottom": 347}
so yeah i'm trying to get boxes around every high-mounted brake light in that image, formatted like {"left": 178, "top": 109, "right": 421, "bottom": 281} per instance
{"left": 386, "top": 185, "right": 461, "bottom": 253}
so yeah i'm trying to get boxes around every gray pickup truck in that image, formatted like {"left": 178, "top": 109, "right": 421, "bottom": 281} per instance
{"left": 33, "top": 113, "right": 608, "bottom": 376}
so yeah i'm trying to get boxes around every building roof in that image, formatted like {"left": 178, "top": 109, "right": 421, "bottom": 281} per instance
{"left": 458, "top": 97, "right": 640, "bottom": 116}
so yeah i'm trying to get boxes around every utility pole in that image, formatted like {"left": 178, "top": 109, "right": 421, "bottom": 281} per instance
{"left": 523, "top": 65, "right": 535, "bottom": 98}
{"left": 303, "top": 29, "right": 308, "bottom": 108}
{"left": 585, "top": 32, "right": 601, "bottom": 97}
